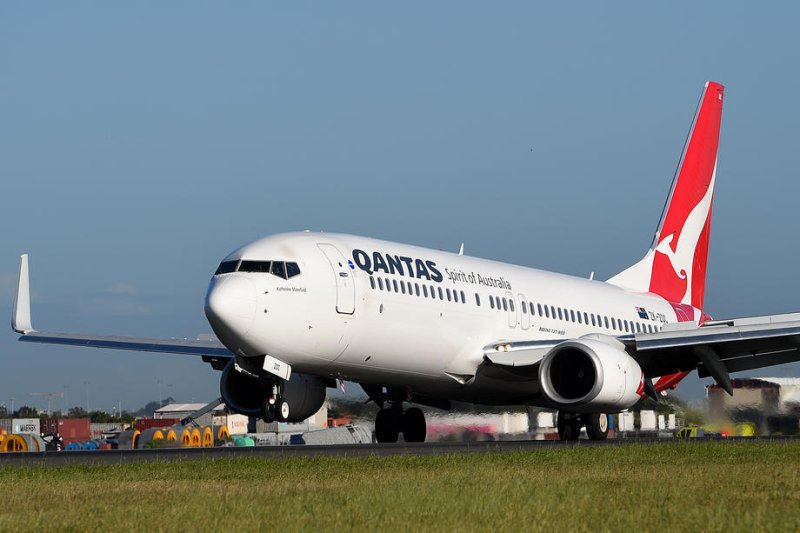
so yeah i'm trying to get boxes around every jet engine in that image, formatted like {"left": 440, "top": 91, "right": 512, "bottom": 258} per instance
{"left": 539, "top": 338, "right": 642, "bottom": 412}
{"left": 220, "top": 360, "right": 326, "bottom": 422}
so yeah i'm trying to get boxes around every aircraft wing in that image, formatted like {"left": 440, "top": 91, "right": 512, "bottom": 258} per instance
{"left": 629, "top": 314, "right": 800, "bottom": 393}
{"left": 481, "top": 313, "right": 800, "bottom": 395}
{"left": 12, "top": 254, "right": 233, "bottom": 369}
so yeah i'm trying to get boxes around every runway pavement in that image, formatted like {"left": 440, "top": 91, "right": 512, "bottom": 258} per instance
{"left": 2, "top": 436, "right": 798, "bottom": 466}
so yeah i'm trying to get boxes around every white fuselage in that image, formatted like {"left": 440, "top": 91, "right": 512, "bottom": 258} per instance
{"left": 204, "top": 232, "right": 694, "bottom": 406}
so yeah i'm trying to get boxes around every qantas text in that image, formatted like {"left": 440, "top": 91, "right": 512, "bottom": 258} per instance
{"left": 351, "top": 249, "right": 444, "bottom": 282}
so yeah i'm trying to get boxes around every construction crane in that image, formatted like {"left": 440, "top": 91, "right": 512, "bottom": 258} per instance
{"left": 30, "top": 392, "right": 64, "bottom": 417}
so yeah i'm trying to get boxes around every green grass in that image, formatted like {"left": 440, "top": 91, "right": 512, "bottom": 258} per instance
{"left": 1, "top": 442, "right": 799, "bottom": 531}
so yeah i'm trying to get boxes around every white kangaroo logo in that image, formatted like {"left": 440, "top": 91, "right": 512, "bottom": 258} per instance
{"left": 654, "top": 165, "right": 717, "bottom": 305}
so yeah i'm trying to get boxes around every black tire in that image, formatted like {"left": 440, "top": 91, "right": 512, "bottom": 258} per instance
{"left": 557, "top": 411, "right": 581, "bottom": 441}
{"left": 402, "top": 407, "right": 427, "bottom": 443}
{"left": 260, "top": 400, "right": 276, "bottom": 423}
{"left": 585, "top": 412, "right": 609, "bottom": 441}
{"left": 375, "top": 408, "right": 399, "bottom": 443}
{"left": 276, "top": 398, "right": 290, "bottom": 422}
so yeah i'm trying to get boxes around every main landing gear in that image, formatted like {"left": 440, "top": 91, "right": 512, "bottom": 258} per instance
{"left": 557, "top": 411, "right": 609, "bottom": 441}
{"left": 374, "top": 404, "right": 427, "bottom": 443}
{"left": 260, "top": 381, "right": 290, "bottom": 423}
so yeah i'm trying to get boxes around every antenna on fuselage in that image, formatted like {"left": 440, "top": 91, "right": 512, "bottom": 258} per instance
{"left": 458, "top": 243, "right": 464, "bottom": 256}
{"left": 589, "top": 271, "right": 595, "bottom": 280}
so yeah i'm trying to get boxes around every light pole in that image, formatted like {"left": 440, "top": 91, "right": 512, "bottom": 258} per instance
{"left": 84, "top": 381, "right": 90, "bottom": 413}
{"left": 158, "top": 379, "right": 163, "bottom": 407}
{"left": 9, "top": 398, "right": 15, "bottom": 415}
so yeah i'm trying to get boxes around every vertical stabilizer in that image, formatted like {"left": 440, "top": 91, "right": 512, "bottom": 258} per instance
{"left": 607, "top": 81, "right": 724, "bottom": 311}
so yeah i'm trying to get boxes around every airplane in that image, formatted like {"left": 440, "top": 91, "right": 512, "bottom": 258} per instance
{"left": 12, "top": 81, "right": 800, "bottom": 442}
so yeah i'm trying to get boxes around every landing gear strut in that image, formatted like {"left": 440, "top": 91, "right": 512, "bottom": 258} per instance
{"left": 260, "top": 381, "right": 289, "bottom": 423}
{"left": 374, "top": 404, "right": 427, "bottom": 443}
{"left": 556, "top": 411, "right": 609, "bottom": 441}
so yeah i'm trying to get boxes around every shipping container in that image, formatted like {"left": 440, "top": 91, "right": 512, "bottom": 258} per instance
{"left": 13, "top": 418, "right": 40, "bottom": 435}
{"left": 40, "top": 419, "right": 58, "bottom": 435}
{"left": 0, "top": 419, "right": 11, "bottom": 433}
{"left": 135, "top": 418, "right": 179, "bottom": 431}
{"left": 58, "top": 418, "right": 91, "bottom": 444}
{"left": 90, "top": 423, "right": 123, "bottom": 439}
{"left": 226, "top": 414, "right": 249, "bottom": 435}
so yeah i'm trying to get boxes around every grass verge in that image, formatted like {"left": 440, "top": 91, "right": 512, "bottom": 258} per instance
{"left": 1, "top": 441, "right": 799, "bottom": 531}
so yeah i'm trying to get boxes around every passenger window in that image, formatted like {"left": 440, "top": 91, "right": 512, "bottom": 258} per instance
{"left": 530, "top": 302, "right": 535, "bottom": 316}
{"left": 415, "top": 283, "right": 420, "bottom": 296}
{"left": 577, "top": 312, "right": 582, "bottom": 324}
{"left": 490, "top": 296, "right": 495, "bottom": 309}
{"left": 624, "top": 320, "right": 630, "bottom": 332}
{"left": 550, "top": 306, "right": 556, "bottom": 319}
{"left": 446, "top": 288, "right": 452, "bottom": 302}
{"left": 522, "top": 302, "right": 527, "bottom": 314}
{"left": 460, "top": 291, "right": 465, "bottom": 303}
{"left": 502, "top": 299, "right": 508, "bottom": 311}
{"left": 430, "top": 286, "right": 436, "bottom": 299}
{"left": 370, "top": 277, "right": 376, "bottom": 290}
{"left": 604, "top": 316, "right": 609, "bottom": 329}
{"left": 509, "top": 300, "right": 515, "bottom": 312}
{"left": 538, "top": 304, "right": 543, "bottom": 316}
{"left": 570, "top": 310, "right": 576, "bottom": 322}
{"left": 214, "top": 260, "right": 239, "bottom": 275}
{"left": 286, "top": 262, "right": 301, "bottom": 278}
{"left": 544, "top": 305, "right": 550, "bottom": 318}
{"left": 239, "top": 260, "right": 271, "bottom": 273}
{"left": 271, "top": 261, "right": 287, "bottom": 279}
{"left": 636, "top": 323, "right": 641, "bottom": 333}
{"left": 583, "top": 312, "right": 588, "bottom": 324}
{"left": 400, "top": 281, "right": 406, "bottom": 294}
{"left": 557, "top": 308, "right": 563, "bottom": 320}
{"left": 378, "top": 278, "right": 384, "bottom": 290}
{"left": 423, "top": 285, "right": 428, "bottom": 297}
{"left": 475, "top": 294, "right": 481, "bottom": 306}
{"left": 393, "top": 280, "right": 399, "bottom": 292}
{"left": 438, "top": 287, "right": 444, "bottom": 300}
{"left": 591, "top": 314, "right": 596, "bottom": 326}
{"left": 385, "top": 278, "right": 391, "bottom": 292}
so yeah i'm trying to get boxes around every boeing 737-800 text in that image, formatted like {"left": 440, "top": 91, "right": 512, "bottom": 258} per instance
{"left": 13, "top": 81, "right": 800, "bottom": 441}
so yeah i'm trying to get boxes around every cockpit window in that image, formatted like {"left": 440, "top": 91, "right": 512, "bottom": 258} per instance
{"left": 271, "top": 261, "right": 286, "bottom": 279}
{"left": 215, "top": 260, "right": 239, "bottom": 275}
{"left": 286, "top": 262, "right": 300, "bottom": 279}
{"left": 218, "top": 258, "right": 301, "bottom": 279}
{"left": 239, "top": 260, "right": 271, "bottom": 273}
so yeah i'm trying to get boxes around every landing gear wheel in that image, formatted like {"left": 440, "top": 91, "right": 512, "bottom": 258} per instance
{"left": 375, "top": 408, "right": 399, "bottom": 443}
{"left": 585, "top": 412, "right": 609, "bottom": 441}
{"left": 276, "top": 398, "right": 290, "bottom": 422}
{"left": 557, "top": 411, "right": 582, "bottom": 441}
{"left": 402, "top": 407, "right": 426, "bottom": 443}
{"left": 260, "top": 400, "right": 277, "bottom": 423}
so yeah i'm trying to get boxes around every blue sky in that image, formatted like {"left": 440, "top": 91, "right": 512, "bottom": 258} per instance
{"left": 2, "top": 2, "right": 799, "bottom": 412}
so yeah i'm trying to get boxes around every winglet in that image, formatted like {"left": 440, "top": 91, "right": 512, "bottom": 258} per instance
{"left": 12, "top": 254, "right": 34, "bottom": 334}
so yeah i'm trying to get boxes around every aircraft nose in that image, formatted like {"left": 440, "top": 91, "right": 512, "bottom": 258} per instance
{"left": 204, "top": 275, "right": 257, "bottom": 340}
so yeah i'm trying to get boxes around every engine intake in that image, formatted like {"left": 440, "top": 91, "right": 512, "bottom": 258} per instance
{"left": 220, "top": 360, "right": 326, "bottom": 422}
{"left": 539, "top": 338, "right": 642, "bottom": 412}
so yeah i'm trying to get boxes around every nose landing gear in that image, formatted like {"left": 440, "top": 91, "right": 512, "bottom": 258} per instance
{"left": 260, "top": 382, "right": 290, "bottom": 423}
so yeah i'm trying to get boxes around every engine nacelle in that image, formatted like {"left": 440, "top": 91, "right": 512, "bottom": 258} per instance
{"left": 539, "top": 338, "right": 642, "bottom": 413}
{"left": 220, "top": 361, "right": 326, "bottom": 422}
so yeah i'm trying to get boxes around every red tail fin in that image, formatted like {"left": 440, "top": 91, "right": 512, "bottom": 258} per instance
{"left": 608, "top": 81, "right": 724, "bottom": 311}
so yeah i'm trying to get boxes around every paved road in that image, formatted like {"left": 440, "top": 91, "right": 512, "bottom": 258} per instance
{"left": 1, "top": 436, "right": 797, "bottom": 466}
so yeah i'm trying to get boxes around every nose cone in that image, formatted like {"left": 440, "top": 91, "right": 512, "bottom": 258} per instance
{"left": 205, "top": 275, "right": 257, "bottom": 344}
